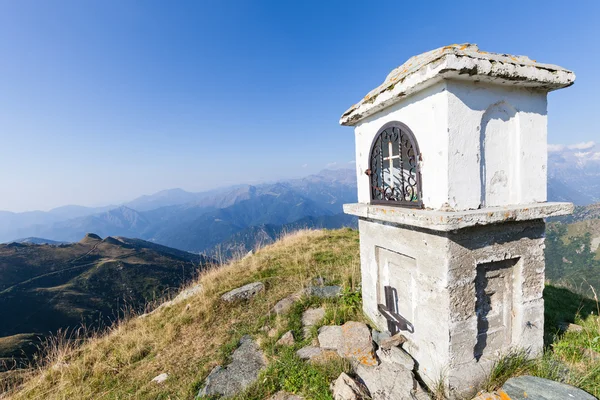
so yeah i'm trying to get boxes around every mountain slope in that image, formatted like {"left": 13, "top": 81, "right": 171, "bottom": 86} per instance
{"left": 209, "top": 213, "right": 358, "bottom": 259}
{"left": 0, "top": 234, "right": 209, "bottom": 364}
{"left": 4, "top": 229, "right": 600, "bottom": 399}
{"left": 2, "top": 229, "right": 363, "bottom": 399}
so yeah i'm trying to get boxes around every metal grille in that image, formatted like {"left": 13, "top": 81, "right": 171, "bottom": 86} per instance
{"left": 367, "top": 122, "right": 422, "bottom": 207}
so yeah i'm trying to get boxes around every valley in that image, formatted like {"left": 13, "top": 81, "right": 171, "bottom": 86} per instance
{"left": 0, "top": 233, "right": 209, "bottom": 368}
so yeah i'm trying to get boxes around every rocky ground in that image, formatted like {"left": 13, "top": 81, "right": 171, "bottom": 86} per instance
{"left": 192, "top": 280, "right": 597, "bottom": 400}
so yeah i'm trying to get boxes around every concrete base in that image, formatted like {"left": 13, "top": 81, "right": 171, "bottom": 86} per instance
{"left": 354, "top": 216, "right": 546, "bottom": 399}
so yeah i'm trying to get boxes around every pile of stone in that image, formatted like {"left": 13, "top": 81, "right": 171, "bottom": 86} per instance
{"left": 289, "top": 306, "right": 429, "bottom": 400}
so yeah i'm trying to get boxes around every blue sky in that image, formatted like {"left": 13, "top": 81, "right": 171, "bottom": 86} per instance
{"left": 0, "top": 0, "right": 597, "bottom": 212}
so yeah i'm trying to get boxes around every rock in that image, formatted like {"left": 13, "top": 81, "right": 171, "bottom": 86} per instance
{"left": 296, "top": 346, "right": 324, "bottom": 360}
{"left": 268, "top": 328, "right": 278, "bottom": 338}
{"left": 332, "top": 372, "right": 368, "bottom": 400}
{"left": 297, "top": 346, "right": 324, "bottom": 360}
{"left": 151, "top": 373, "right": 168, "bottom": 384}
{"left": 318, "top": 326, "right": 343, "bottom": 350}
{"left": 567, "top": 323, "right": 584, "bottom": 333}
{"left": 173, "top": 284, "right": 203, "bottom": 303}
{"left": 302, "top": 307, "right": 326, "bottom": 327}
{"left": 276, "top": 331, "right": 295, "bottom": 346}
{"left": 413, "top": 384, "right": 432, "bottom": 400}
{"left": 376, "top": 346, "right": 414, "bottom": 370}
{"left": 371, "top": 330, "right": 391, "bottom": 347}
{"left": 296, "top": 346, "right": 339, "bottom": 363}
{"left": 307, "top": 285, "right": 342, "bottom": 298}
{"left": 471, "top": 393, "right": 500, "bottom": 400}
{"left": 582, "top": 347, "right": 600, "bottom": 362}
{"left": 500, "top": 375, "right": 597, "bottom": 400}
{"left": 355, "top": 361, "right": 417, "bottom": 400}
{"left": 559, "top": 322, "right": 584, "bottom": 333}
{"left": 221, "top": 282, "right": 265, "bottom": 302}
{"left": 272, "top": 291, "right": 303, "bottom": 315}
{"left": 339, "top": 321, "right": 377, "bottom": 366}
{"left": 139, "top": 283, "right": 203, "bottom": 318}
{"left": 379, "top": 332, "right": 408, "bottom": 350}
{"left": 313, "top": 276, "right": 326, "bottom": 286}
{"left": 268, "top": 392, "right": 305, "bottom": 400}
{"left": 199, "top": 335, "right": 266, "bottom": 398}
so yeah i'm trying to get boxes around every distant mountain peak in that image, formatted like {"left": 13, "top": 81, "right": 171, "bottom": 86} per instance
{"left": 80, "top": 233, "right": 102, "bottom": 243}
{"left": 102, "top": 236, "right": 122, "bottom": 245}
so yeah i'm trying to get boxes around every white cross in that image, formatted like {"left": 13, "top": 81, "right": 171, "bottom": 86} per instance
{"left": 383, "top": 141, "right": 401, "bottom": 183}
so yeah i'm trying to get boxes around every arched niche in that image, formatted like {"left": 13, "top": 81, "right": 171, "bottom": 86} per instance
{"left": 367, "top": 121, "right": 422, "bottom": 208}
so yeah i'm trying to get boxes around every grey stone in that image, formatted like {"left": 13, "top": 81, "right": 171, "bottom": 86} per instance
{"left": 339, "top": 321, "right": 377, "bottom": 366}
{"left": 308, "top": 285, "right": 342, "bottom": 298}
{"left": 173, "top": 284, "right": 203, "bottom": 303}
{"left": 296, "top": 346, "right": 339, "bottom": 363}
{"left": 302, "top": 307, "right": 326, "bottom": 327}
{"left": 500, "top": 375, "right": 597, "bottom": 400}
{"left": 151, "top": 373, "right": 168, "bottom": 384}
{"left": 198, "top": 336, "right": 266, "bottom": 398}
{"left": 313, "top": 276, "right": 326, "bottom": 286}
{"left": 139, "top": 283, "right": 203, "bottom": 318}
{"left": 296, "top": 346, "right": 324, "bottom": 361}
{"left": 379, "top": 332, "right": 408, "bottom": 350}
{"left": 276, "top": 331, "right": 295, "bottom": 346}
{"left": 221, "top": 282, "right": 265, "bottom": 302}
{"left": 331, "top": 372, "right": 368, "bottom": 400}
{"left": 376, "top": 346, "right": 415, "bottom": 370}
{"left": 272, "top": 291, "right": 302, "bottom": 315}
{"left": 318, "top": 325, "right": 343, "bottom": 350}
{"left": 344, "top": 202, "right": 573, "bottom": 232}
{"left": 371, "top": 330, "right": 391, "bottom": 347}
{"left": 339, "top": 44, "right": 575, "bottom": 126}
{"left": 565, "top": 324, "right": 583, "bottom": 332}
{"left": 582, "top": 347, "right": 600, "bottom": 362}
{"left": 268, "top": 392, "right": 305, "bottom": 400}
{"left": 355, "top": 361, "right": 417, "bottom": 400}
{"left": 471, "top": 393, "right": 500, "bottom": 400}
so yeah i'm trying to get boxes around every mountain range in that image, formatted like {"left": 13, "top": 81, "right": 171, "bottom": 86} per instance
{"left": 0, "top": 170, "right": 359, "bottom": 255}
{"left": 1, "top": 157, "right": 600, "bottom": 257}
{"left": 547, "top": 142, "right": 600, "bottom": 205}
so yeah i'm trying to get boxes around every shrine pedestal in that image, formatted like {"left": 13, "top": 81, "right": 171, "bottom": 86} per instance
{"left": 345, "top": 203, "right": 571, "bottom": 398}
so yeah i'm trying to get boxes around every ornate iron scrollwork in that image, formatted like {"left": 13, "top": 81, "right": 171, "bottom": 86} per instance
{"left": 367, "top": 122, "right": 422, "bottom": 207}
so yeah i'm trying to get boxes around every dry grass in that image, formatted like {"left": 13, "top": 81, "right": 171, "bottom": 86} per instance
{"left": 3, "top": 228, "right": 361, "bottom": 400}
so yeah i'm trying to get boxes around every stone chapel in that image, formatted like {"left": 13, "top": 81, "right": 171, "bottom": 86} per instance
{"left": 341, "top": 43, "right": 575, "bottom": 397}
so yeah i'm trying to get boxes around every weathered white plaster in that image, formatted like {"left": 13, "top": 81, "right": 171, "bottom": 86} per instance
{"left": 446, "top": 81, "right": 549, "bottom": 210}
{"left": 342, "top": 44, "right": 574, "bottom": 399}
{"left": 353, "top": 82, "right": 449, "bottom": 209}
{"left": 352, "top": 79, "right": 553, "bottom": 211}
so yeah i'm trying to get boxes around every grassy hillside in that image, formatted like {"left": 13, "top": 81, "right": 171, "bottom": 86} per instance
{"left": 546, "top": 205, "right": 600, "bottom": 297}
{"left": 0, "top": 234, "right": 208, "bottom": 366}
{"left": 2, "top": 229, "right": 599, "bottom": 399}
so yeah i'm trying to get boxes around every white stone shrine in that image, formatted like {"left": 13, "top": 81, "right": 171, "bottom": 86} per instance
{"left": 341, "top": 44, "right": 575, "bottom": 397}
